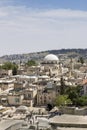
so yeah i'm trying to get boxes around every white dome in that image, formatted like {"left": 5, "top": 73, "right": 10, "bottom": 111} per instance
{"left": 17, "top": 105, "right": 28, "bottom": 111}
{"left": 44, "top": 54, "right": 59, "bottom": 61}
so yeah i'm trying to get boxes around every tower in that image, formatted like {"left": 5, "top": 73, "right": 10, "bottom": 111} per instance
{"left": 69, "top": 58, "right": 74, "bottom": 78}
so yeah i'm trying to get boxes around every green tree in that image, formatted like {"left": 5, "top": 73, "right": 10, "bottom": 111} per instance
{"left": 60, "top": 77, "right": 66, "bottom": 95}
{"left": 26, "top": 60, "right": 37, "bottom": 66}
{"left": 2, "top": 62, "right": 18, "bottom": 75}
{"left": 12, "top": 65, "right": 18, "bottom": 75}
{"left": 2, "top": 62, "right": 13, "bottom": 70}
{"left": 55, "top": 95, "right": 72, "bottom": 106}
{"left": 76, "top": 96, "right": 87, "bottom": 106}
{"left": 78, "top": 57, "right": 84, "bottom": 64}
{"left": 65, "top": 86, "right": 82, "bottom": 105}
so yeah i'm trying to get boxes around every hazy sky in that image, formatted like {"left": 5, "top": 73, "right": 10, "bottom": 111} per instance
{"left": 0, "top": 0, "right": 87, "bottom": 56}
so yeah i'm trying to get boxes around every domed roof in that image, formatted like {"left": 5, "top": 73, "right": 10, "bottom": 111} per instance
{"left": 44, "top": 54, "right": 59, "bottom": 61}
{"left": 16, "top": 105, "right": 28, "bottom": 111}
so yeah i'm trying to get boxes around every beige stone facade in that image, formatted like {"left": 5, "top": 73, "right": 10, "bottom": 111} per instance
{"left": 7, "top": 94, "right": 24, "bottom": 106}
{"left": 0, "top": 80, "right": 14, "bottom": 91}
{"left": 23, "top": 88, "right": 37, "bottom": 107}
{"left": 37, "top": 89, "right": 56, "bottom": 106}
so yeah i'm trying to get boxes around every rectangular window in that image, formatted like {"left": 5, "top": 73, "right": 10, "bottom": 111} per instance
{"left": 15, "top": 98, "right": 20, "bottom": 103}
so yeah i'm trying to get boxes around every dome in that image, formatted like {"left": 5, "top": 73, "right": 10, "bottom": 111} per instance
{"left": 44, "top": 54, "right": 59, "bottom": 61}
{"left": 16, "top": 105, "right": 28, "bottom": 111}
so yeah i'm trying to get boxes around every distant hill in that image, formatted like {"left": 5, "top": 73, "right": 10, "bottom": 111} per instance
{"left": 0, "top": 49, "right": 87, "bottom": 63}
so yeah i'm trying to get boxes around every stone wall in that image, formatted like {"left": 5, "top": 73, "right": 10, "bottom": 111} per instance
{"left": 60, "top": 107, "right": 87, "bottom": 115}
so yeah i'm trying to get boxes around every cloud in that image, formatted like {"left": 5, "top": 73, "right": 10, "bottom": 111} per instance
{"left": 0, "top": 6, "right": 87, "bottom": 55}
{"left": 32, "top": 9, "right": 87, "bottom": 19}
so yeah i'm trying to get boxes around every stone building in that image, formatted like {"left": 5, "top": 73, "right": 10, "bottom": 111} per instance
{"left": 0, "top": 79, "right": 14, "bottom": 91}
{"left": 37, "top": 81, "right": 60, "bottom": 106}
{"left": 41, "top": 54, "right": 62, "bottom": 77}
{"left": 7, "top": 93, "right": 24, "bottom": 106}
{"left": 22, "top": 88, "right": 37, "bottom": 107}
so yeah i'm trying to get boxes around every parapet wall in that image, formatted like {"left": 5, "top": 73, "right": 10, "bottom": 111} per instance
{"left": 60, "top": 107, "right": 87, "bottom": 115}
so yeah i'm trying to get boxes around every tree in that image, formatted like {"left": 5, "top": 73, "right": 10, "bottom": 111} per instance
{"left": 26, "top": 60, "right": 37, "bottom": 66}
{"left": 55, "top": 95, "right": 72, "bottom": 106}
{"left": 65, "top": 85, "right": 82, "bottom": 105}
{"left": 60, "top": 77, "right": 66, "bottom": 95}
{"left": 1, "top": 62, "right": 18, "bottom": 75}
{"left": 78, "top": 57, "right": 84, "bottom": 64}
{"left": 76, "top": 96, "right": 87, "bottom": 106}
{"left": 12, "top": 65, "right": 18, "bottom": 75}
{"left": 2, "top": 62, "right": 13, "bottom": 70}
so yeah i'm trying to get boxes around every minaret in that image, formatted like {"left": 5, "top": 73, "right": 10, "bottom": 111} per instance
{"left": 70, "top": 58, "right": 74, "bottom": 71}
{"left": 59, "top": 63, "right": 63, "bottom": 75}
{"left": 69, "top": 58, "right": 74, "bottom": 77}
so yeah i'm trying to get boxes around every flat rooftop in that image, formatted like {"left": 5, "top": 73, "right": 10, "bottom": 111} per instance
{"left": 58, "top": 128, "right": 87, "bottom": 130}
{"left": 49, "top": 114, "right": 87, "bottom": 128}
{"left": 0, "top": 119, "right": 23, "bottom": 130}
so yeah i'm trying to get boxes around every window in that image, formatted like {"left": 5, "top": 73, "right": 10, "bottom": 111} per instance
{"left": 28, "top": 94, "right": 31, "bottom": 98}
{"left": 24, "top": 93, "right": 32, "bottom": 99}
{"left": 15, "top": 98, "right": 20, "bottom": 103}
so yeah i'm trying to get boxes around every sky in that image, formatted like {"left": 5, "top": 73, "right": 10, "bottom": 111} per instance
{"left": 0, "top": 0, "right": 87, "bottom": 56}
